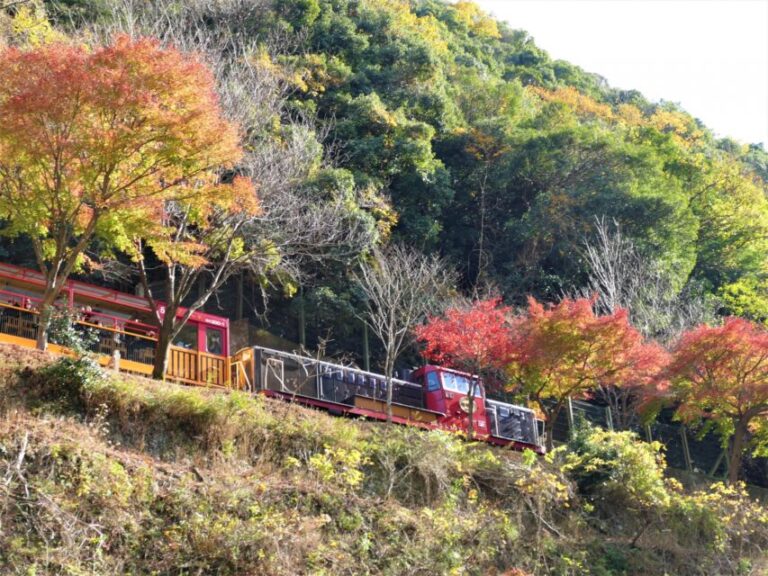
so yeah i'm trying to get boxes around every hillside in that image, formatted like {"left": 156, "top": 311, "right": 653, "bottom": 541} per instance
{"left": 1, "top": 4, "right": 768, "bottom": 573}
{"left": 22, "top": 0, "right": 768, "bottom": 354}
{"left": 1, "top": 345, "right": 766, "bottom": 575}
{"left": 2, "top": 0, "right": 768, "bottom": 361}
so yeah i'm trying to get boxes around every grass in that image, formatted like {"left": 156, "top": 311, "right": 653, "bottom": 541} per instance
{"left": 0, "top": 343, "right": 766, "bottom": 575}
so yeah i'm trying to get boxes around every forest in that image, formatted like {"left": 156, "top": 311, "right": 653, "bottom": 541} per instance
{"left": 1, "top": 1, "right": 768, "bottom": 574}
{"left": 2, "top": 0, "right": 768, "bottom": 477}
{"left": 1, "top": 0, "right": 767, "bottom": 355}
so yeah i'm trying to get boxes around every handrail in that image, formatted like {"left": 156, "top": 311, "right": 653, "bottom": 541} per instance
{"left": 0, "top": 291, "right": 157, "bottom": 333}
{"left": 0, "top": 301, "right": 38, "bottom": 315}
{"left": 76, "top": 320, "right": 158, "bottom": 342}
{"left": 252, "top": 344, "right": 422, "bottom": 390}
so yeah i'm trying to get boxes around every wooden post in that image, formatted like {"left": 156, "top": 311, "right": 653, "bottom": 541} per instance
{"left": 709, "top": 449, "right": 726, "bottom": 478}
{"left": 112, "top": 349, "right": 121, "bottom": 372}
{"left": 363, "top": 321, "right": 370, "bottom": 372}
{"left": 680, "top": 425, "right": 693, "bottom": 472}
{"left": 298, "top": 286, "right": 306, "bottom": 348}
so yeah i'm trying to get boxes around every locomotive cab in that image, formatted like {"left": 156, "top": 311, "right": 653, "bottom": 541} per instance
{"left": 411, "top": 364, "right": 545, "bottom": 452}
{"left": 412, "top": 366, "right": 491, "bottom": 437}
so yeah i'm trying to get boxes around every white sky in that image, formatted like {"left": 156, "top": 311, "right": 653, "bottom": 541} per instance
{"left": 475, "top": 0, "right": 768, "bottom": 146}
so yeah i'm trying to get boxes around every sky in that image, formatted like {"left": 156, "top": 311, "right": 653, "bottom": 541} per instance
{"left": 475, "top": 0, "right": 768, "bottom": 146}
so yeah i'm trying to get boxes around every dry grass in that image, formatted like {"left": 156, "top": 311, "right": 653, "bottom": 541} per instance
{"left": 1, "top": 343, "right": 766, "bottom": 575}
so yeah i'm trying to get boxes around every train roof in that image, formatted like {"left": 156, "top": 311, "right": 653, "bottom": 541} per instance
{"left": 0, "top": 262, "right": 227, "bottom": 328}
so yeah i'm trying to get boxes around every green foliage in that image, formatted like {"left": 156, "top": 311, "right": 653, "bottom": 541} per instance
{"left": 9, "top": 0, "right": 768, "bottom": 365}
{"left": 2, "top": 353, "right": 768, "bottom": 575}
{"left": 718, "top": 277, "right": 768, "bottom": 323}
{"left": 22, "top": 355, "right": 106, "bottom": 411}
{"left": 46, "top": 308, "right": 99, "bottom": 354}
{"left": 556, "top": 422, "right": 670, "bottom": 509}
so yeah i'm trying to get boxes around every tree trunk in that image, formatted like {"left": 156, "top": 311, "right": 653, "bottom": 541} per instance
{"left": 727, "top": 418, "right": 749, "bottom": 484}
{"left": 35, "top": 303, "right": 52, "bottom": 351}
{"left": 298, "top": 286, "right": 306, "bottom": 348}
{"left": 362, "top": 322, "right": 370, "bottom": 372}
{"left": 385, "top": 358, "right": 394, "bottom": 424}
{"left": 466, "top": 382, "right": 476, "bottom": 440}
{"left": 152, "top": 327, "right": 173, "bottom": 380}
{"left": 542, "top": 401, "right": 563, "bottom": 452}
{"left": 35, "top": 286, "right": 60, "bottom": 351}
{"left": 235, "top": 271, "right": 244, "bottom": 321}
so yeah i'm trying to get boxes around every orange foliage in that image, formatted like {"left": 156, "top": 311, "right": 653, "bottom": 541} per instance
{"left": 0, "top": 35, "right": 244, "bottom": 250}
{"left": 0, "top": 35, "right": 250, "bottom": 348}
{"left": 529, "top": 86, "right": 615, "bottom": 123}
{"left": 666, "top": 318, "right": 768, "bottom": 423}
{"left": 665, "top": 317, "right": 768, "bottom": 482}
{"left": 509, "top": 297, "right": 668, "bottom": 445}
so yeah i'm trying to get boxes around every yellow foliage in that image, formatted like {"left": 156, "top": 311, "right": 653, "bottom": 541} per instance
{"left": 5, "top": 2, "right": 64, "bottom": 47}
{"left": 454, "top": 1, "right": 501, "bottom": 39}
{"left": 649, "top": 107, "right": 705, "bottom": 148}
{"left": 364, "top": 0, "right": 449, "bottom": 56}
{"left": 616, "top": 103, "right": 645, "bottom": 127}
{"left": 529, "top": 86, "right": 615, "bottom": 123}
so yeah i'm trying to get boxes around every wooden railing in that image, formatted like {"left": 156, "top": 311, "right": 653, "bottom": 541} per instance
{"left": 0, "top": 306, "right": 38, "bottom": 341}
{"left": 0, "top": 300, "right": 231, "bottom": 387}
{"left": 167, "top": 346, "right": 230, "bottom": 388}
{"left": 229, "top": 348, "right": 254, "bottom": 391}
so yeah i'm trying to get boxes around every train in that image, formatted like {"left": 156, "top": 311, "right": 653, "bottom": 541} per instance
{"left": 0, "top": 262, "right": 545, "bottom": 453}
{"left": 0, "top": 262, "right": 230, "bottom": 385}
{"left": 232, "top": 346, "right": 545, "bottom": 453}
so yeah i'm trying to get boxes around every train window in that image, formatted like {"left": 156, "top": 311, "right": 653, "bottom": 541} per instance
{"left": 426, "top": 371, "right": 441, "bottom": 391}
{"left": 173, "top": 324, "right": 198, "bottom": 350}
{"left": 441, "top": 372, "right": 481, "bottom": 397}
{"left": 206, "top": 328, "right": 223, "bottom": 355}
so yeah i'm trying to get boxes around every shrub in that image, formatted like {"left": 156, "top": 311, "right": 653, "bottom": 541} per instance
{"left": 556, "top": 421, "right": 670, "bottom": 510}
{"left": 21, "top": 355, "right": 106, "bottom": 412}
{"left": 666, "top": 482, "right": 768, "bottom": 572}
{"left": 47, "top": 308, "right": 98, "bottom": 354}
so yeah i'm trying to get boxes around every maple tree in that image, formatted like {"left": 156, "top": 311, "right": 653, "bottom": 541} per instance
{"left": 415, "top": 298, "right": 514, "bottom": 439}
{"left": 0, "top": 36, "right": 243, "bottom": 350}
{"left": 133, "top": 176, "right": 260, "bottom": 379}
{"left": 508, "top": 297, "right": 668, "bottom": 450}
{"left": 664, "top": 318, "right": 768, "bottom": 483}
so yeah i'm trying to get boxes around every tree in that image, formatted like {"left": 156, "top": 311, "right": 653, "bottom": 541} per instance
{"left": 581, "top": 216, "right": 716, "bottom": 342}
{"left": 134, "top": 176, "right": 260, "bottom": 379}
{"left": 664, "top": 318, "right": 768, "bottom": 484}
{"left": 508, "top": 297, "right": 668, "bottom": 450}
{"left": 99, "top": 0, "right": 381, "bottom": 355}
{"left": 414, "top": 298, "right": 513, "bottom": 439}
{"left": 579, "top": 217, "right": 717, "bottom": 427}
{"left": 0, "top": 36, "right": 243, "bottom": 350}
{"left": 355, "top": 244, "right": 456, "bottom": 423}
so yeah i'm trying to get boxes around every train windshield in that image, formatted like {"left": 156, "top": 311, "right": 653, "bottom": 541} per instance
{"left": 441, "top": 372, "right": 481, "bottom": 397}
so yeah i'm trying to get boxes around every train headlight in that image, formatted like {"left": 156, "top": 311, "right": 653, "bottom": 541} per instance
{"left": 459, "top": 396, "right": 471, "bottom": 413}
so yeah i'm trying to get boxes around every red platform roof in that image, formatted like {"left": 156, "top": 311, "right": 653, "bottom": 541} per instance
{"left": 0, "top": 262, "right": 228, "bottom": 328}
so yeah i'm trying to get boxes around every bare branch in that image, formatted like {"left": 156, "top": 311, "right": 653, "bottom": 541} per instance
{"left": 354, "top": 244, "right": 457, "bottom": 422}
